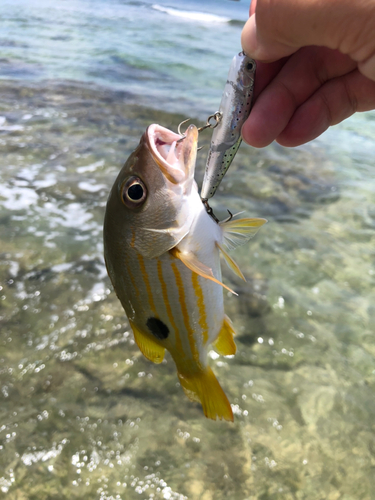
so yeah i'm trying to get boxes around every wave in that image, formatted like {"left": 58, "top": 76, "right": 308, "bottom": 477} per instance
{"left": 152, "top": 4, "right": 230, "bottom": 23}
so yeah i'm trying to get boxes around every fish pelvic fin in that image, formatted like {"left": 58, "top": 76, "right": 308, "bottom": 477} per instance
{"left": 216, "top": 242, "right": 246, "bottom": 281}
{"left": 178, "top": 366, "right": 233, "bottom": 422}
{"left": 130, "top": 320, "right": 165, "bottom": 364}
{"left": 220, "top": 217, "right": 267, "bottom": 251}
{"left": 213, "top": 315, "right": 237, "bottom": 356}
{"left": 169, "top": 247, "right": 238, "bottom": 296}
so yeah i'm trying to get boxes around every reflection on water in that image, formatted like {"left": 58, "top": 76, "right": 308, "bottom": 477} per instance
{"left": 0, "top": 81, "right": 375, "bottom": 499}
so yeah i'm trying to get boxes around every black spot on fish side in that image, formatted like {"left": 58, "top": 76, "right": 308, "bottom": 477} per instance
{"left": 146, "top": 317, "right": 169, "bottom": 340}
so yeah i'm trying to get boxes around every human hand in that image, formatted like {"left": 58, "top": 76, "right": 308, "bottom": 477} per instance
{"left": 241, "top": 0, "right": 375, "bottom": 147}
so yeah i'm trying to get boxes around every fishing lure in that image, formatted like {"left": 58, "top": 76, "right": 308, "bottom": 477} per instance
{"left": 200, "top": 51, "right": 256, "bottom": 202}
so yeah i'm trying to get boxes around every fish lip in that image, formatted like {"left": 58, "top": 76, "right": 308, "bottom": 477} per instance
{"left": 146, "top": 124, "right": 197, "bottom": 184}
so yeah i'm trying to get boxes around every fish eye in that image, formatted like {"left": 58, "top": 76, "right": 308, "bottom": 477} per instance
{"left": 246, "top": 61, "right": 254, "bottom": 71}
{"left": 121, "top": 176, "right": 147, "bottom": 208}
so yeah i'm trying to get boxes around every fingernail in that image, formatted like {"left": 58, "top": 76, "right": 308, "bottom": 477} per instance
{"left": 241, "top": 15, "right": 258, "bottom": 58}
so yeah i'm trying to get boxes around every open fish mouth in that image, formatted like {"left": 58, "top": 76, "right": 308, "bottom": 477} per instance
{"left": 146, "top": 124, "right": 198, "bottom": 184}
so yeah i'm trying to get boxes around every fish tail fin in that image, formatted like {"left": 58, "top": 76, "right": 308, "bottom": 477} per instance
{"left": 178, "top": 367, "right": 233, "bottom": 422}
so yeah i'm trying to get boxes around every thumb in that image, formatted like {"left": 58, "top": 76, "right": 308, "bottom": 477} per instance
{"left": 241, "top": 0, "right": 375, "bottom": 68}
{"left": 241, "top": 15, "right": 296, "bottom": 62}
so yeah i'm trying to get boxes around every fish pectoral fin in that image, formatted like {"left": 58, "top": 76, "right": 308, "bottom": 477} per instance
{"left": 130, "top": 321, "right": 165, "bottom": 364}
{"left": 213, "top": 315, "right": 237, "bottom": 356}
{"left": 220, "top": 217, "right": 267, "bottom": 250}
{"left": 216, "top": 242, "right": 246, "bottom": 281}
{"left": 178, "top": 367, "right": 233, "bottom": 422}
{"left": 170, "top": 247, "right": 238, "bottom": 296}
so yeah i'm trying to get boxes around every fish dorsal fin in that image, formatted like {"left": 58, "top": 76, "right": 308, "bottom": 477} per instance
{"left": 129, "top": 320, "right": 165, "bottom": 364}
{"left": 177, "top": 366, "right": 233, "bottom": 421}
{"left": 169, "top": 247, "right": 238, "bottom": 296}
{"left": 220, "top": 217, "right": 267, "bottom": 251}
{"left": 216, "top": 242, "right": 246, "bottom": 281}
{"left": 213, "top": 315, "right": 237, "bottom": 356}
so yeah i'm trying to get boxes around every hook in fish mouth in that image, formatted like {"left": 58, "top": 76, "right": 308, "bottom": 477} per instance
{"left": 177, "top": 118, "right": 190, "bottom": 141}
{"left": 146, "top": 124, "right": 198, "bottom": 184}
{"left": 177, "top": 113, "right": 222, "bottom": 148}
{"left": 176, "top": 119, "right": 206, "bottom": 152}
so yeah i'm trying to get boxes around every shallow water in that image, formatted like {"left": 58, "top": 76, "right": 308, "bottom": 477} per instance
{"left": 1, "top": 79, "right": 375, "bottom": 500}
{"left": 1, "top": 1, "right": 375, "bottom": 499}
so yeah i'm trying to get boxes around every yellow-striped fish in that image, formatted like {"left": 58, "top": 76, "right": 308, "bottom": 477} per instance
{"left": 103, "top": 123, "right": 266, "bottom": 421}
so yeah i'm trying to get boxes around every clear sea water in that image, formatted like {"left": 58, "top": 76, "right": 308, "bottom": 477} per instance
{"left": 1, "top": 1, "right": 375, "bottom": 499}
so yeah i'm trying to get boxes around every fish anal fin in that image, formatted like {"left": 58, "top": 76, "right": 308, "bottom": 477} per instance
{"left": 130, "top": 321, "right": 165, "bottom": 364}
{"left": 216, "top": 242, "right": 246, "bottom": 281}
{"left": 178, "top": 366, "right": 233, "bottom": 422}
{"left": 170, "top": 247, "right": 237, "bottom": 296}
{"left": 213, "top": 315, "right": 237, "bottom": 356}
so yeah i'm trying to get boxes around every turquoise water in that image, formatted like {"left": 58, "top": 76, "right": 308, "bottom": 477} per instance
{"left": 1, "top": 1, "right": 375, "bottom": 499}
{"left": 0, "top": 0, "right": 248, "bottom": 116}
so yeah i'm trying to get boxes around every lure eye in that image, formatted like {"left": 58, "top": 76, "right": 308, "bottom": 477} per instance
{"left": 121, "top": 176, "right": 147, "bottom": 208}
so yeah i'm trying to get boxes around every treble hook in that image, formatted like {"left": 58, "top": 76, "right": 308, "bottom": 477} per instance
{"left": 177, "top": 118, "right": 190, "bottom": 143}
{"left": 176, "top": 118, "right": 203, "bottom": 151}
{"left": 202, "top": 200, "right": 219, "bottom": 224}
{"left": 177, "top": 112, "right": 222, "bottom": 143}
{"left": 220, "top": 210, "right": 233, "bottom": 224}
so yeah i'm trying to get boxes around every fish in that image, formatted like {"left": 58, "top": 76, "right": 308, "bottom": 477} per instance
{"left": 103, "top": 123, "right": 266, "bottom": 421}
{"left": 200, "top": 51, "right": 256, "bottom": 201}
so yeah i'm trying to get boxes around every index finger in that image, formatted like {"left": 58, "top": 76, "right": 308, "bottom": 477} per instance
{"left": 242, "top": 46, "right": 357, "bottom": 147}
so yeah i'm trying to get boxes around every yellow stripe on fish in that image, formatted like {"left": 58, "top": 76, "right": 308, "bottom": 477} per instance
{"left": 191, "top": 272, "right": 209, "bottom": 345}
{"left": 157, "top": 259, "right": 183, "bottom": 354}
{"left": 171, "top": 261, "right": 200, "bottom": 364}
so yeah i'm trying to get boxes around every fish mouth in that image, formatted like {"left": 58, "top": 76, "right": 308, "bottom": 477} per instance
{"left": 146, "top": 124, "right": 198, "bottom": 184}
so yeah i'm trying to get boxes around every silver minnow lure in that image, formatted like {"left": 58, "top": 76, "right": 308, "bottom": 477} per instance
{"left": 200, "top": 51, "right": 256, "bottom": 201}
